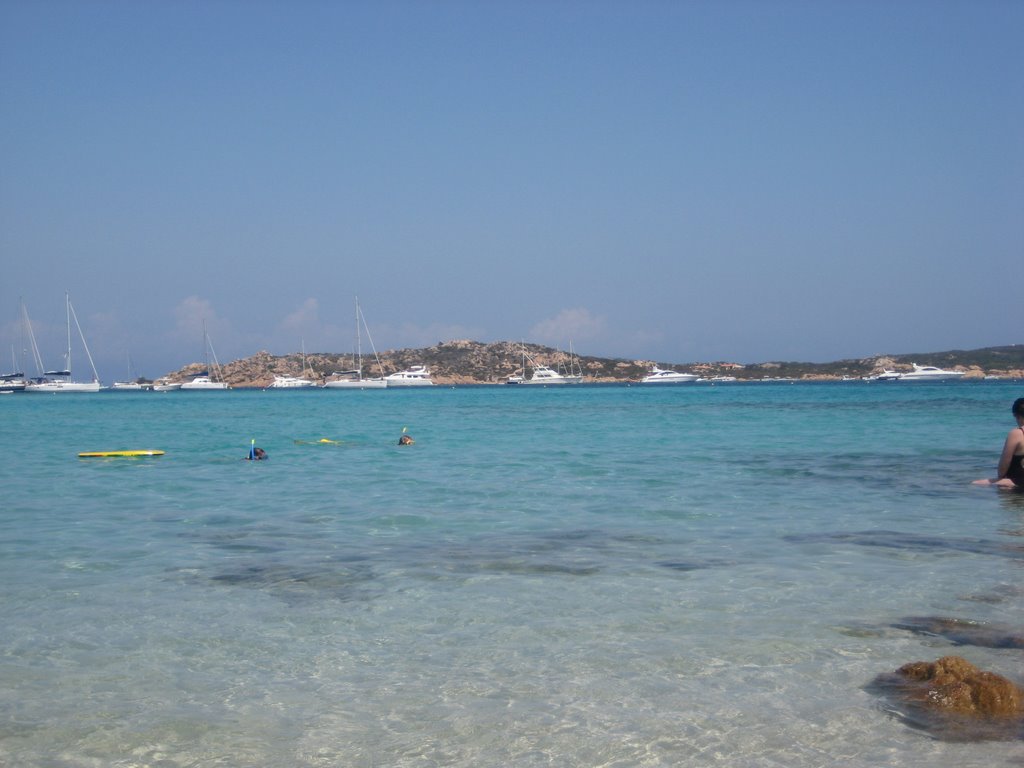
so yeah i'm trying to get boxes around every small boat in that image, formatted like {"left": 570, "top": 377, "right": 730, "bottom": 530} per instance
{"left": 384, "top": 365, "right": 434, "bottom": 387}
{"left": 180, "top": 372, "right": 229, "bottom": 390}
{"left": 325, "top": 299, "right": 387, "bottom": 389}
{"left": 112, "top": 353, "right": 152, "bottom": 390}
{"left": 0, "top": 372, "right": 27, "bottom": 393}
{"left": 2, "top": 335, "right": 27, "bottom": 392}
{"left": 524, "top": 364, "right": 581, "bottom": 384}
{"left": 898, "top": 363, "right": 965, "bottom": 382}
{"left": 269, "top": 340, "right": 315, "bottom": 388}
{"left": 152, "top": 378, "right": 182, "bottom": 392}
{"left": 24, "top": 293, "right": 101, "bottom": 393}
{"left": 268, "top": 374, "right": 315, "bottom": 389}
{"left": 180, "top": 322, "right": 229, "bottom": 390}
{"left": 874, "top": 370, "right": 903, "bottom": 381}
{"left": 506, "top": 342, "right": 527, "bottom": 384}
{"left": 521, "top": 341, "right": 583, "bottom": 385}
{"left": 640, "top": 366, "right": 700, "bottom": 384}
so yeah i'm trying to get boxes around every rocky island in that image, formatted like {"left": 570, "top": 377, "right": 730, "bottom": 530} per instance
{"left": 161, "top": 342, "right": 1024, "bottom": 389}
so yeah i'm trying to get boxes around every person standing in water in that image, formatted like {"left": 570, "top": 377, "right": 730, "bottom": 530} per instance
{"left": 973, "top": 397, "right": 1024, "bottom": 488}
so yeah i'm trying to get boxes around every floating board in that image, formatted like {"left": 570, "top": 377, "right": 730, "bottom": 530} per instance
{"left": 78, "top": 450, "right": 165, "bottom": 458}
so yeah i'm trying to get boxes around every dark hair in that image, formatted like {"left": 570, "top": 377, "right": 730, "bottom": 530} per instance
{"left": 1014, "top": 398, "right": 1024, "bottom": 419}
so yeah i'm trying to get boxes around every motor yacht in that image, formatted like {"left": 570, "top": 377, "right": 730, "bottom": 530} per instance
{"left": 522, "top": 364, "right": 582, "bottom": 385}
{"left": 898, "top": 364, "right": 965, "bottom": 382}
{"left": 640, "top": 366, "right": 700, "bottom": 384}
{"left": 873, "top": 370, "right": 903, "bottom": 381}
{"left": 268, "top": 374, "right": 315, "bottom": 389}
{"left": 384, "top": 365, "right": 434, "bottom": 387}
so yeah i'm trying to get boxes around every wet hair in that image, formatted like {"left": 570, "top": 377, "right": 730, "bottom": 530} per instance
{"left": 1014, "top": 398, "right": 1024, "bottom": 419}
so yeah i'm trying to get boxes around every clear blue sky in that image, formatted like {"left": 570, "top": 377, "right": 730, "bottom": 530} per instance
{"left": 2, "top": 0, "right": 1021, "bottom": 380}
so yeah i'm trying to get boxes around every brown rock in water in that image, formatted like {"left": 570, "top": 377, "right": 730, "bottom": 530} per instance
{"left": 894, "top": 656, "right": 1022, "bottom": 716}
{"left": 870, "top": 655, "right": 1024, "bottom": 741}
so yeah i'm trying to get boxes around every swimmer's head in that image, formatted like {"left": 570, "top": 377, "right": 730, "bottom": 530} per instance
{"left": 1013, "top": 398, "right": 1024, "bottom": 420}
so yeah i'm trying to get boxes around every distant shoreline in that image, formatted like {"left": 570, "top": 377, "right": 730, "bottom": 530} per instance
{"left": 154, "top": 341, "right": 1024, "bottom": 390}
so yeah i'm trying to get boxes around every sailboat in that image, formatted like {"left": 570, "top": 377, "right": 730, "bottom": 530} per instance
{"left": 25, "top": 293, "right": 101, "bottom": 393}
{"left": 324, "top": 298, "right": 387, "bottom": 389}
{"left": 1, "top": 343, "right": 27, "bottom": 393}
{"left": 2, "top": 309, "right": 29, "bottom": 393}
{"left": 269, "top": 340, "right": 316, "bottom": 388}
{"left": 112, "top": 353, "right": 150, "bottom": 390}
{"left": 180, "top": 321, "right": 229, "bottom": 390}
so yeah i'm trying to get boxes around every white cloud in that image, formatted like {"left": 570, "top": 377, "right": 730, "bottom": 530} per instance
{"left": 282, "top": 298, "right": 320, "bottom": 333}
{"left": 171, "top": 296, "right": 225, "bottom": 342}
{"left": 530, "top": 308, "right": 606, "bottom": 346}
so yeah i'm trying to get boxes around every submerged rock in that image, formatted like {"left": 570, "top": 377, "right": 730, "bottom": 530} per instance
{"left": 870, "top": 655, "right": 1024, "bottom": 741}
{"left": 893, "top": 616, "right": 1024, "bottom": 649}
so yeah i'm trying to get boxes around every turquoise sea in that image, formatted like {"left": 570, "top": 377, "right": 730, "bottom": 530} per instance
{"left": 1, "top": 382, "right": 1022, "bottom": 767}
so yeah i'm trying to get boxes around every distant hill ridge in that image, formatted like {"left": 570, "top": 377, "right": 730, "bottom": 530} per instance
{"left": 165, "top": 342, "right": 1024, "bottom": 388}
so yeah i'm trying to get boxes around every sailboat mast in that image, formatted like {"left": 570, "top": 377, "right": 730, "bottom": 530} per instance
{"left": 355, "top": 297, "right": 362, "bottom": 375}
{"left": 65, "top": 291, "right": 72, "bottom": 375}
{"left": 20, "top": 299, "right": 44, "bottom": 376}
{"left": 68, "top": 294, "right": 100, "bottom": 382}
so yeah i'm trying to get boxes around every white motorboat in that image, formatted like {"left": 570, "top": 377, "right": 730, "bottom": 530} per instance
{"left": 898, "top": 363, "right": 965, "bottom": 382}
{"left": 640, "top": 366, "right": 700, "bottom": 384}
{"left": 180, "top": 322, "right": 229, "bottom": 390}
{"left": 524, "top": 364, "right": 582, "bottom": 385}
{"left": 506, "top": 342, "right": 527, "bottom": 384}
{"left": 152, "top": 378, "right": 182, "bottom": 392}
{"left": 268, "top": 340, "right": 315, "bottom": 388}
{"left": 0, "top": 373, "right": 27, "bottom": 393}
{"left": 521, "top": 341, "right": 583, "bottom": 385}
{"left": 873, "top": 370, "right": 903, "bottom": 381}
{"left": 385, "top": 365, "right": 434, "bottom": 387}
{"left": 325, "top": 299, "right": 387, "bottom": 389}
{"left": 268, "top": 374, "right": 315, "bottom": 389}
{"left": 24, "top": 293, "right": 101, "bottom": 393}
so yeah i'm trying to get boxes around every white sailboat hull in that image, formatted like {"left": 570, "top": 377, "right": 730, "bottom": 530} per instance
{"left": 181, "top": 376, "right": 229, "bottom": 390}
{"left": 26, "top": 380, "right": 101, "bottom": 393}
{"left": 324, "top": 378, "right": 387, "bottom": 389}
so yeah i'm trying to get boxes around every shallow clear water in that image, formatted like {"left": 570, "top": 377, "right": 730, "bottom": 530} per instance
{"left": 2, "top": 382, "right": 1022, "bottom": 766}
